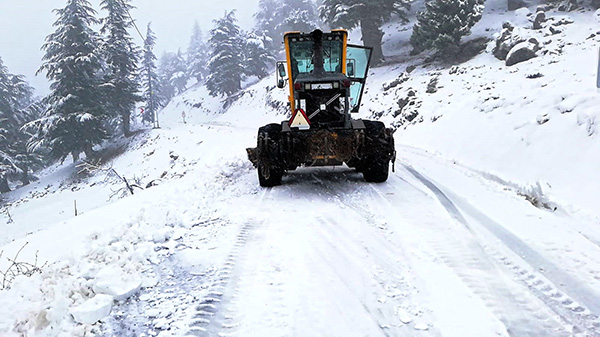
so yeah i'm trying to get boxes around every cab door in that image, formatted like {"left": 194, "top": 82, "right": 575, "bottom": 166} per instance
{"left": 346, "top": 45, "right": 373, "bottom": 113}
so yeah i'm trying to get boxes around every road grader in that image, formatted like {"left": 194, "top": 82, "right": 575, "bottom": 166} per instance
{"left": 247, "top": 29, "right": 396, "bottom": 187}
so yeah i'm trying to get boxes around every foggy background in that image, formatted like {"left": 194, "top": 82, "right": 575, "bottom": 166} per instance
{"left": 0, "top": 0, "right": 260, "bottom": 96}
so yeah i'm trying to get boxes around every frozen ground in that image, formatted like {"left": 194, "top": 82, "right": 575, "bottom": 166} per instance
{"left": 1, "top": 1, "right": 600, "bottom": 337}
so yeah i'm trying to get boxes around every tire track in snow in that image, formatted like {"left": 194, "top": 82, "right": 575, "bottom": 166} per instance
{"left": 401, "top": 165, "right": 600, "bottom": 336}
{"left": 185, "top": 187, "right": 272, "bottom": 336}
{"left": 302, "top": 171, "right": 439, "bottom": 337}
{"left": 318, "top": 169, "right": 568, "bottom": 337}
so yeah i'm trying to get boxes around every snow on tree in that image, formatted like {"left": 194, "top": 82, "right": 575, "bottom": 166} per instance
{"left": 319, "top": 0, "right": 411, "bottom": 65}
{"left": 0, "top": 57, "right": 44, "bottom": 192}
{"left": 244, "top": 31, "right": 276, "bottom": 79}
{"left": 410, "top": 0, "right": 485, "bottom": 57}
{"left": 254, "top": 0, "right": 319, "bottom": 55}
{"left": 279, "top": 0, "right": 320, "bottom": 33}
{"left": 141, "top": 23, "right": 163, "bottom": 126}
{"left": 31, "top": 0, "right": 108, "bottom": 162}
{"left": 206, "top": 10, "right": 245, "bottom": 97}
{"left": 254, "top": 0, "right": 281, "bottom": 54}
{"left": 187, "top": 21, "right": 209, "bottom": 83}
{"left": 100, "top": 0, "right": 142, "bottom": 137}
{"left": 158, "top": 50, "right": 188, "bottom": 102}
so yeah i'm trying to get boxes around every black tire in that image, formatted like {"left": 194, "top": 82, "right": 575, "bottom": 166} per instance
{"left": 256, "top": 123, "right": 284, "bottom": 187}
{"left": 258, "top": 163, "right": 283, "bottom": 187}
{"left": 363, "top": 159, "right": 389, "bottom": 182}
{"left": 362, "top": 120, "right": 391, "bottom": 183}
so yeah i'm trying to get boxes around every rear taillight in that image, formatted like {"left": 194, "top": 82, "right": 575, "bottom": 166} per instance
{"left": 342, "top": 79, "right": 351, "bottom": 88}
{"left": 294, "top": 82, "right": 302, "bottom": 90}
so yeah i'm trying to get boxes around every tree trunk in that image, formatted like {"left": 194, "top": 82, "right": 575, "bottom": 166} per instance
{"left": 122, "top": 111, "right": 132, "bottom": 137}
{"left": 83, "top": 144, "right": 95, "bottom": 160}
{"left": 360, "top": 19, "right": 385, "bottom": 66}
{"left": 72, "top": 151, "right": 80, "bottom": 163}
{"left": 20, "top": 164, "right": 30, "bottom": 186}
{"left": 0, "top": 176, "right": 10, "bottom": 193}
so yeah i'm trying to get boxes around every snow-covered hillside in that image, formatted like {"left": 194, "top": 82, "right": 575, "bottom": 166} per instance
{"left": 1, "top": 1, "right": 600, "bottom": 336}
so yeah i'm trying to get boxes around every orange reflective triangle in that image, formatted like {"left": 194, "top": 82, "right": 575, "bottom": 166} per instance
{"left": 289, "top": 109, "right": 311, "bottom": 129}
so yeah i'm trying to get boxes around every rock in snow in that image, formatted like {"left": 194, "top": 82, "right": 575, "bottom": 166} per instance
{"left": 93, "top": 266, "right": 143, "bottom": 301}
{"left": 506, "top": 40, "right": 539, "bottom": 66}
{"left": 70, "top": 294, "right": 114, "bottom": 324}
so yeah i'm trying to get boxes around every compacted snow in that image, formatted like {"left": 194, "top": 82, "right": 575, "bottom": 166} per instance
{"left": 1, "top": 1, "right": 600, "bottom": 336}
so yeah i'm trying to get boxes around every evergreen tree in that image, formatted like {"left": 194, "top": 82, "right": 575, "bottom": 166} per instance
{"left": 254, "top": 0, "right": 320, "bottom": 55}
{"left": 171, "top": 50, "right": 188, "bottom": 94}
{"left": 320, "top": 0, "right": 411, "bottom": 65}
{"left": 141, "top": 23, "right": 162, "bottom": 125}
{"left": 31, "top": 0, "right": 108, "bottom": 162}
{"left": 410, "top": 0, "right": 485, "bottom": 56}
{"left": 0, "top": 58, "right": 19, "bottom": 192}
{"left": 206, "top": 10, "right": 245, "bottom": 97}
{"left": 244, "top": 31, "right": 276, "bottom": 79}
{"left": 0, "top": 57, "right": 44, "bottom": 192}
{"left": 100, "top": 0, "right": 141, "bottom": 137}
{"left": 254, "top": 0, "right": 281, "bottom": 54}
{"left": 279, "top": 0, "right": 319, "bottom": 33}
{"left": 158, "top": 51, "right": 187, "bottom": 101}
{"left": 187, "top": 21, "right": 209, "bottom": 83}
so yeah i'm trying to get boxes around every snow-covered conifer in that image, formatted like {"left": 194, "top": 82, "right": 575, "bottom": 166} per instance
{"left": 254, "top": 0, "right": 281, "bottom": 54}
{"left": 187, "top": 21, "right": 209, "bottom": 83}
{"left": 279, "top": 0, "right": 319, "bottom": 33}
{"left": 320, "top": 0, "right": 411, "bottom": 65}
{"left": 141, "top": 23, "right": 163, "bottom": 125}
{"left": 206, "top": 11, "right": 245, "bottom": 97}
{"left": 0, "top": 57, "right": 44, "bottom": 191}
{"left": 244, "top": 31, "right": 276, "bottom": 79}
{"left": 158, "top": 51, "right": 187, "bottom": 101}
{"left": 32, "top": 0, "right": 108, "bottom": 162}
{"left": 411, "top": 0, "right": 485, "bottom": 56}
{"left": 254, "top": 0, "right": 319, "bottom": 55}
{"left": 100, "top": 0, "right": 142, "bottom": 137}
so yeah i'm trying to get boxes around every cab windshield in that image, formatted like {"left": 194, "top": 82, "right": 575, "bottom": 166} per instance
{"left": 288, "top": 35, "right": 344, "bottom": 81}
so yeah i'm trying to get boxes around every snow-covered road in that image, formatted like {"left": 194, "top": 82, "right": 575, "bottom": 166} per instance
{"left": 3, "top": 114, "right": 600, "bottom": 337}
{"left": 132, "top": 137, "right": 600, "bottom": 337}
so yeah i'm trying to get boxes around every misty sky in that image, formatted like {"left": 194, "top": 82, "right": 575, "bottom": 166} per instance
{"left": 0, "top": 0, "right": 260, "bottom": 96}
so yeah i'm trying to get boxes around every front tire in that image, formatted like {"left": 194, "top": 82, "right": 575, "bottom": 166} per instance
{"left": 256, "top": 123, "right": 284, "bottom": 187}
{"left": 362, "top": 120, "right": 392, "bottom": 183}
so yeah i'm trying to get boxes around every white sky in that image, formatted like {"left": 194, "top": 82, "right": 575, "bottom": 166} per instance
{"left": 0, "top": 0, "right": 260, "bottom": 96}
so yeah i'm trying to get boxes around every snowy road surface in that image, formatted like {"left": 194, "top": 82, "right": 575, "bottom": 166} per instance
{"left": 98, "top": 122, "right": 600, "bottom": 337}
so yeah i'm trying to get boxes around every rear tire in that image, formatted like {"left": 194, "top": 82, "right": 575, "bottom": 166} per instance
{"left": 362, "top": 120, "right": 391, "bottom": 183}
{"left": 256, "top": 123, "right": 284, "bottom": 187}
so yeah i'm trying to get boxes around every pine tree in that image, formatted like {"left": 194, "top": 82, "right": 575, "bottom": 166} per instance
{"left": 411, "top": 0, "right": 485, "bottom": 57}
{"left": 141, "top": 23, "right": 162, "bottom": 126}
{"left": 254, "top": 0, "right": 320, "bottom": 55}
{"left": 244, "top": 31, "right": 276, "bottom": 79}
{"left": 100, "top": 0, "right": 141, "bottom": 137}
{"left": 187, "top": 21, "right": 209, "bottom": 83}
{"left": 158, "top": 51, "right": 187, "bottom": 101}
{"left": 206, "top": 10, "right": 245, "bottom": 97}
{"left": 32, "top": 0, "right": 108, "bottom": 162}
{"left": 0, "top": 58, "right": 19, "bottom": 192}
{"left": 279, "top": 0, "right": 319, "bottom": 33}
{"left": 320, "top": 0, "right": 411, "bottom": 65}
{"left": 0, "top": 57, "right": 44, "bottom": 191}
{"left": 171, "top": 50, "right": 188, "bottom": 94}
{"left": 254, "top": 0, "right": 282, "bottom": 54}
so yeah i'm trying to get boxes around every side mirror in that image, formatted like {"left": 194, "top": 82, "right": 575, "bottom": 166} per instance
{"left": 278, "top": 63, "right": 287, "bottom": 78}
{"left": 347, "top": 62, "right": 355, "bottom": 77}
{"left": 277, "top": 79, "right": 285, "bottom": 88}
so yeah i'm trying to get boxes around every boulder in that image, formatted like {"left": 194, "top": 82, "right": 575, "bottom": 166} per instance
{"left": 508, "top": 0, "right": 529, "bottom": 11}
{"left": 533, "top": 11, "right": 546, "bottom": 29}
{"left": 506, "top": 40, "right": 539, "bottom": 66}
{"left": 493, "top": 23, "right": 535, "bottom": 60}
